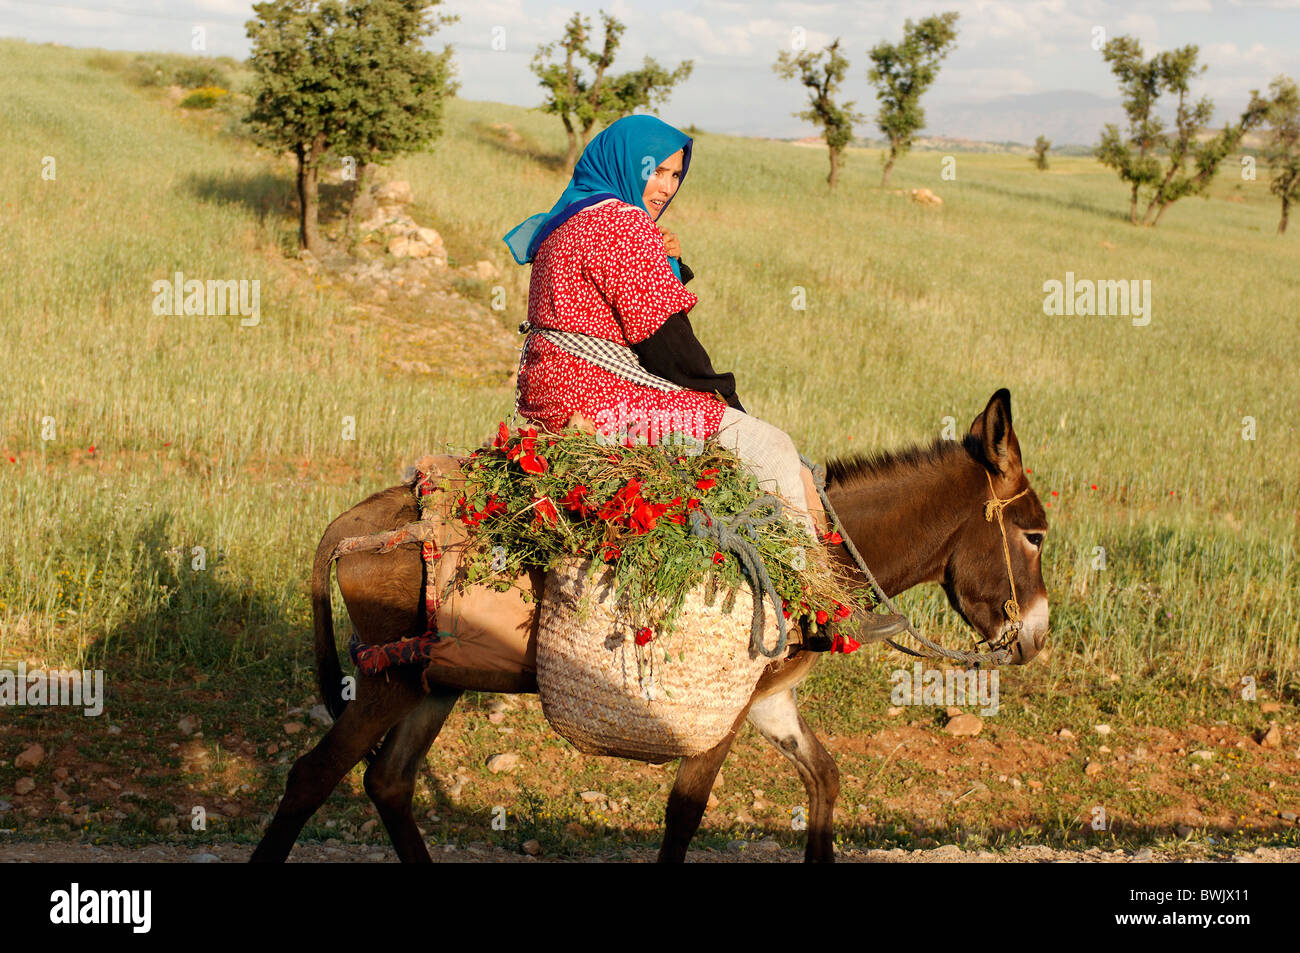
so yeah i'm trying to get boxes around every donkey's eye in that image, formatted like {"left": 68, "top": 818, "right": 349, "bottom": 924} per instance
{"left": 1025, "top": 533, "right": 1044, "bottom": 548}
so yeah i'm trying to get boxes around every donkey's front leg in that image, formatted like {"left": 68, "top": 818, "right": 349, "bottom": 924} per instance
{"left": 747, "top": 689, "right": 840, "bottom": 862}
{"left": 657, "top": 705, "right": 751, "bottom": 863}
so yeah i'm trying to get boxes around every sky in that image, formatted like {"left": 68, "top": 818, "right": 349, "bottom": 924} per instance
{"left": 2, "top": 0, "right": 1298, "bottom": 144}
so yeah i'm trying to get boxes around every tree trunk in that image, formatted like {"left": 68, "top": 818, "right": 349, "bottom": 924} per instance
{"left": 1149, "top": 200, "right": 1171, "bottom": 227}
{"left": 1280, "top": 196, "right": 1290, "bottom": 235}
{"left": 295, "top": 131, "right": 326, "bottom": 255}
{"left": 827, "top": 145, "right": 841, "bottom": 189}
{"left": 1128, "top": 183, "right": 1139, "bottom": 225}
{"left": 881, "top": 146, "right": 897, "bottom": 189}
{"left": 561, "top": 113, "right": 579, "bottom": 175}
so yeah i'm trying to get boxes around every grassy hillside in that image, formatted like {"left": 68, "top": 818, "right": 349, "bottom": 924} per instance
{"left": 2, "top": 39, "right": 1294, "bottom": 686}
{"left": 1, "top": 39, "right": 1297, "bottom": 854}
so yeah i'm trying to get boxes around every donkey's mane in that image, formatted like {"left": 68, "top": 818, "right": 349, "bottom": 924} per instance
{"left": 825, "top": 433, "right": 983, "bottom": 489}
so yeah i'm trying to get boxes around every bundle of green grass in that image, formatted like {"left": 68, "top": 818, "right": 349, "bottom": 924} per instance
{"left": 425, "top": 423, "right": 870, "bottom": 652}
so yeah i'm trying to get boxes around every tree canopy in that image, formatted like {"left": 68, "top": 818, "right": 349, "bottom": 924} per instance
{"left": 866, "top": 11, "right": 960, "bottom": 188}
{"left": 774, "top": 38, "right": 864, "bottom": 189}
{"left": 245, "top": 0, "right": 457, "bottom": 253}
{"left": 532, "top": 11, "right": 693, "bottom": 174}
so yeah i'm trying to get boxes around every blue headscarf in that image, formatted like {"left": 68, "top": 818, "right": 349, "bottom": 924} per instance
{"left": 503, "top": 115, "right": 692, "bottom": 281}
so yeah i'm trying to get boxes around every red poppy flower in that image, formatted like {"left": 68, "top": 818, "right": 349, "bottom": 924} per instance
{"left": 815, "top": 609, "right": 829, "bottom": 625}
{"left": 597, "top": 479, "right": 643, "bottom": 521}
{"left": 600, "top": 544, "right": 622, "bottom": 563}
{"left": 712, "top": 551, "right": 725, "bottom": 565}
{"left": 519, "top": 451, "right": 548, "bottom": 474}
{"left": 460, "top": 507, "right": 484, "bottom": 527}
{"left": 834, "top": 602, "right": 852, "bottom": 621}
{"left": 781, "top": 602, "right": 791, "bottom": 619}
{"left": 629, "top": 500, "right": 662, "bottom": 535}
{"left": 830, "top": 634, "right": 861, "bottom": 654}
{"left": 685, "top": 498, "right": 701, "bottom": 511}
{"left": 483, "top": 495, "right": 508, "bottom": 517}
{"left": 532, "top": 496, "right": 558, "bottom": 527}
{"left": 823, "top": 530, "right": 843, "bottom": 545}
{"left": 492, "top": 421, "right": 510, "bottom": 450}
{"left": 561, "top": 484, "right": 591, "bottom": 515}
{"left": 634, "top": 626, "right": 653, "bottom": 647}
{"left": 695, "top": 477, "right": 717, "bottom": 492}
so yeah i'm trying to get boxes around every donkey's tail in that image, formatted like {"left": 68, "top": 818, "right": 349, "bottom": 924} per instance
{"left": 312, "top": 527, "right": 348, "bottom": 721}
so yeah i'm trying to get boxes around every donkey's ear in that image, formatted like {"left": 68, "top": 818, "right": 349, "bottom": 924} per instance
{"left": 969, "top": 388, "right": 1022, "bottom": 475}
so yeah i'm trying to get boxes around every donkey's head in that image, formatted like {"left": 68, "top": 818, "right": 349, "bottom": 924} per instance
{"left": 943, "top": 389, "right": 1049, "bottom": 665}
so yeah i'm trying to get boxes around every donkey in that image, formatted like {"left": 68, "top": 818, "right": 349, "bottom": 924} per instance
{"left": 250, "top": 389, "right": 1049, "bottom": 863}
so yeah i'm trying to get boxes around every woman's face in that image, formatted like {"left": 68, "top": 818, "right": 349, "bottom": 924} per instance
{"left": 642, "top": 149, "right": 683, "bottom": 220}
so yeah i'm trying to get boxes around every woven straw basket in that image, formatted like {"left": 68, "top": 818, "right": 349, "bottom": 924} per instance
{"left": 536, "top": 559, "right": 780, "bottom": 763}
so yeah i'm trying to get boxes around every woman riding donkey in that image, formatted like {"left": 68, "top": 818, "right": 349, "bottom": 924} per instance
{"left": 504, "top": 115, "right": 904, "bottom": 643}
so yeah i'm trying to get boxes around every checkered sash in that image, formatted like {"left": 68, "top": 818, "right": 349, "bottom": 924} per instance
{"left": 525, "top": 326, "right": 681, "bottom": 393}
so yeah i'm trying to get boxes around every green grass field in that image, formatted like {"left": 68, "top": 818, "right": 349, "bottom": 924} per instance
{"left": 0, "top": 40, "right": 1296, "bottom": 853}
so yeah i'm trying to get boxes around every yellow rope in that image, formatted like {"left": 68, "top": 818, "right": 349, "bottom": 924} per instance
{"left": 984, "top": 470, "right": 1030, "bottom": 626}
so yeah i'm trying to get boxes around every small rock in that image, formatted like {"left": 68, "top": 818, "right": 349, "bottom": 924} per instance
{"left": 1057, "top": 728, "right": 1075, "bottom": 740}
{"left": 102, "top": 778, "right": 121, "bottom": 791}
{"left": 387, "top": 236, "right": 411, "bottom": 258}
{"left": 52, "top": 767, "right": 69, "bottom": 782}
{"left": 1191, "top": 750, "right": 1214, "bottom": 761}
{"left": 945, "top": 706, "right": 963, "bottom": 718}
{"left": 886, "top": 706, "right": 905, "bottom": 716}
{"left": 14, "top": 744, "right": 44, "bottom": 770}
{"left": 1260, "top": 701, "right": 1282, "bottom": 714}
{"left": 308, "top": 704, "right": 332, "bottom": 727}
{"left": 189, "top": 852, "right": 219, "bottom": 863}
{"left": 563, "top": 822, "right": 586, "bottom": 838}
{"left": 1134, "top": 848, "right": 1154, "bottom": 862}
{"left": 1098, "top": 745, "right": 1111, "bottom": 754}
{"left": 0, "top": 799, "right": 10, "bottom": 812}
{"left": 107, "top": 725, "right": 122, "bottom": 735}
{"left": 945, "top": 713, "right": 983, "bottom": 737}
{"left": 706, "top": 792, "right": 719, "bottom": 809}
{"left": 1259, "top": 725, "right": 1282, "bottom": 748}
{"left": 283, "top": 722, "right": 304, "bottom": 735}
{"left": 475, "top": 260, "right": 499, "bottom": 280}
{"left": 1010, "top": 778, "right": 1022, "bottom": 789}
{"left": 14, "top": 778, "right": 36, "bottom": 796}
{"left": 521, "top": 839, "right": 541, "bottom": 856}
{"left": 578, "top": 791, "right": 605, "bottom": 803}
{"left": 1094, "top": 724, "right": 1111, "bottom": 736}
{"left": 1084, "top": 761, "right": 1103, "bottom": 776}
{"left": 485, "top": 753, "right": 519, "bottom": 774}
{"left": 487, "top": 711, "right": 505, "bottom": 725}
{"left": 909, "top": 187, "right": 943, "bottom": 207}
{"left": 1280, "top": 811, "right": 1297, "bottom": 822}
{"left": 177, "top": 715, "right": 199, "bottom": 736}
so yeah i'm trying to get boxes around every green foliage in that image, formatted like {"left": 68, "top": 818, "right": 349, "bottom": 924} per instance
{"left": 1260, "top": 75, "right": 1300, "bottom": 233}
{"left": 1033, "top": 134, "right": 1051, "bottom": 171}
{"left": 244, "top": 0, "right": 458, "bottom": 251}
{"left": 125, "top": 52, "right": 236, "bottom": 90}
{"left": 531, "top": 10, "right": 693, "bottom": 173}
{"left": 773, "top": 38, "right": 863, "bottom": 189}
{"left": 179, "top": 86, "right": 229, "bottom": 110}
{"left": 438, "top": 426, "right": 866, "bottom": 640}
{"left": 867, "top": 11, "right": 960, "bottom": 188}
{"left": 1096, "top": 36, "right": 1270, "bottom": 225}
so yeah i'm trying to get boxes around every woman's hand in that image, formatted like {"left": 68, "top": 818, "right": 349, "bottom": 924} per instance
{"left": 657, "top": 224, "right": 681, "bottom": 258}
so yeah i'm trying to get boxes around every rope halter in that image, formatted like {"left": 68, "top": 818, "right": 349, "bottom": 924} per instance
{"left": 983, "top": 469, "right": 1030, "bottom": 648}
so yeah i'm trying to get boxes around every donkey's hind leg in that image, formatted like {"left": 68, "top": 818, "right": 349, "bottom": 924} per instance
{"left": 250, "top": 674, "right": 425, "bottom": 863}
{"left": 363, "top": 684, "right": 462, "bottom": 863}
{"left": 747, "top": 688, "right": 840, "bottom": 863}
